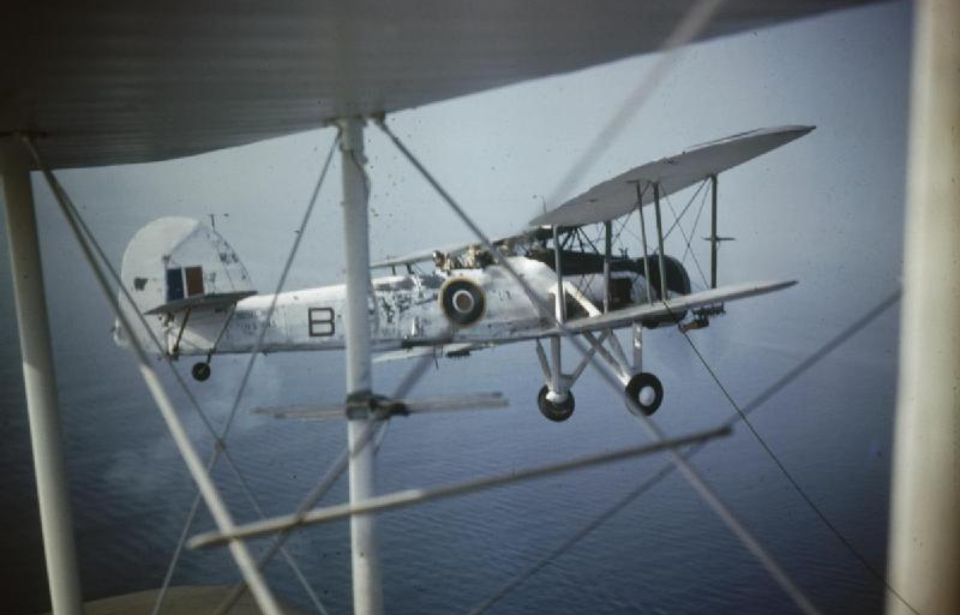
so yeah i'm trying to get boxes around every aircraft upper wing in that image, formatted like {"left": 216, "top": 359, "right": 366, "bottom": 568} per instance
{"left": 371, "top": 245, "right": 460, "bottom": 270}
{"left": 530, "top": 125, "right": 814, "bottom": 228}
{"left": 2, "top": 2, "right": 872, "bottom": 170}
{"left": 557, "top": 280, "right": 797, "bottom": 335}
{"left": 371, "top": 228, "right": 551, "bottom": 269}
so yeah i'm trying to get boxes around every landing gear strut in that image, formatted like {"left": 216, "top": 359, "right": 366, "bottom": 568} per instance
{"left": 537, "top": 385, "right": 575, "bottom": 422}
{"left": 625, "top": 372, "right": 663, "bottom": 416}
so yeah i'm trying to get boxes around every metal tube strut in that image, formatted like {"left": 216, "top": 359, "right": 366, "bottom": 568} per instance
{"left": 338, "top": 117, "right": 384, "bottom": 615}
{"left": 887, "top": 1, "right": 960, "bottom": 613}
{"left": 191, "top": 425, "right": 732, "bottom": 548}
{"left": 635, "top": 183, "right": 653, "bottom": 304}
{"left": 25, "top": 138, "right": 284, "bottom": 615}
{"left": 550, "top": 226, "right": 566, "bottom": 396}
{"left": 603, "top": 220, "right": 612, "bottom": 312}
{"left": 710, "top": 174, "right": 718, "bottom": 289}
{"left": 1, "top": 142, "right": 84, "bottom": 615}
{"left": 653, "top": 183, "right": 667, "bottom": 301}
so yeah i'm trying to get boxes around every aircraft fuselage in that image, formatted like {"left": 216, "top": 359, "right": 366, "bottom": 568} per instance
{"left": 169, "top": 256, "right": 562, "bottom": 356}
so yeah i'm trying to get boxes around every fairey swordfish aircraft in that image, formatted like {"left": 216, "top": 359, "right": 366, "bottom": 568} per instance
{"left": 115, "top": 125, "right": 809, "bottom": 421}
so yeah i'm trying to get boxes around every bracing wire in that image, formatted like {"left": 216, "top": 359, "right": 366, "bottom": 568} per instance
{"left": 663, "top": 192, "right": 710, "bottom": 289}
{"left": 148, "top": 133, "right": 343, "bottom": 615}
{"left": 190, "top": 426, "right": 733, "bottom": 549}
{"left": 29, "top": 135, "right": 340, "bottom": 614}
{"left": 679, "top": 179, "right": 712, "bottom": 268}
{"left": 22, "top": 139, "right": 288, "bottom": 615}
{"left": 662, "top": 177, "right": 709, "bottom": 242}
{"left": 23, "top": 136, "right": 340, "bottom": 615}
{"left": 612, "top": 211, "right": 633, "bottom": 249}
{"left": 466, "top": 289, "right": 904, "bottom": 615}
{"left": 545, "top": 0, "right": 725, "bottom": 208}
{"left": 374, "top": 120, "right": 823, "bottom": 615}
{"left": 669, "top": 292, "right": 921, "bottom": 615}
{"left": 210, "top": 339, "right": 447, "bottom": 615}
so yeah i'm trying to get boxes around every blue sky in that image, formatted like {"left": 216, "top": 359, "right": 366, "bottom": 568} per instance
{"left": 4, "top": 0, "right": 910, "bottom": 362}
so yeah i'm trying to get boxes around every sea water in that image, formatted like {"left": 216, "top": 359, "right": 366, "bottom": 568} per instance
{"left": 0, "top": 285, "right": 899, "bottom": 615}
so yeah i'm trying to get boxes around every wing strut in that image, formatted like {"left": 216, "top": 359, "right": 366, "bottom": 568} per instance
{"left": 549, "top": 226, "right": 570, "bottom": 403}
{"left": 653, "top": 182, "right": 668, "bottom": 300}
{"left": 710, "top": 173, "right": 719, "bottom": 289}
{"left": 338, "top": 118, "right": 384, "bottom": 615}
{"left": 603, "top": 220, "right": 612, "bottom": 312}
{"left": 1, "top": 141, "right": 84, "bottom": 615}
{"left": 634, "top": 182, "right": 654, "bottom": 303}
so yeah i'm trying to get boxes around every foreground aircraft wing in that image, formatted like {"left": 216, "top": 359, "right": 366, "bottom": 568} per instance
{"left": 2, "top": 4, "right": 870, "bottom": 170}
{"left": 530, "top": 125, "right": 814, "bottom": 228}
{"left": 558, "top": 280, "right": 796, "bottom": 335}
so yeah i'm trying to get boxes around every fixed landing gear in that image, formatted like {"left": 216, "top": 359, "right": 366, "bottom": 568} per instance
{"left": 537, "top": 385, "right": 575, "bottom": 422}
{"left": 624, "top": 372, "right": 663, "bottom": 416}
{"left": 191, "top": 361, "right": 212, "bottom": 382}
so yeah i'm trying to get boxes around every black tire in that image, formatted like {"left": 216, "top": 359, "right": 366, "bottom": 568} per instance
{"left": 625, "top": 372, "right": 663, "bottom": 416}
{"left": 537, "top": 385, "right": 575, "bottom": 422}
{"left": 192, "top": 362, "right": 212, "bottom": 382}
{"left": 440, "top": 279, "right": 485, "bottom": 326}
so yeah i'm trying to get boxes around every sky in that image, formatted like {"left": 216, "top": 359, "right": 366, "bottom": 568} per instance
{"left": 12, "top": 0, "right": 909, "bottom": 357}
{"left": 0, "top": 1, "right": 913, "bottom": 612}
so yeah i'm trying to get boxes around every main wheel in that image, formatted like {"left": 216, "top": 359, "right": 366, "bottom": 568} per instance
{"left": 537, "top": 385, "right": 575, "bottom": 422}
{"left": 191, "top": 362, "right": 212, "bottom": 382}
{"left": 625, "top": 372, "right": 663, "bottom": 416}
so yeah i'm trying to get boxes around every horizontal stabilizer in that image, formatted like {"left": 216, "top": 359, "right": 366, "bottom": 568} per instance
{"left": 144, "top": 290, "right": 256, "bottom": 316}
{"left": 558, "top": 280, "right": 797, "bottom": 335}
{"left": 252, "top": 392, "right": 509, "bottom": 421}
{"left": 530, "top": 125, "right": 814, "bottom": 228}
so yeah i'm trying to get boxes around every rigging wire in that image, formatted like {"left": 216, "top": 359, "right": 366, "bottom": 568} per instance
{"left": 662, "top": 177, "right": 709, "bottom": 242}
{"left": 679, "top": 179, "right": 712, "bottom": 269}
{"left": 209, "top": 337, "right": 445, "bottom": 615}
{"left": 375, "top": 119, "right": 823, "bottom": 615}
{"left": 191, "top": 427, "right": 733, "bottom": 548}
{"left": 612, "top": 211, "right": 633, "bottom": 249}
{"left": 465, "top": 289, "right": 904, "bottom": 615}
{"left": 146, "top": 133, "right": 343, "bottom": 615}
{"left": 669, "top": 292, "right": 920, "bottom": 615}
{"left": 545, "top": 0, "right": 724, "bottom": 208}
{"left": 663, "top": 192, "right": 710, "bottom": 289}
{"left": 22, "top": 139, "right": 288, "bottom": 615}
{"left": 24, "top": 136, "right": 340, "bottom": 615}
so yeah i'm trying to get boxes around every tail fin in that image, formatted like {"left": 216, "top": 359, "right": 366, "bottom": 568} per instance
{"left": 115, "top": 217, "right": 254, "bottom": 354}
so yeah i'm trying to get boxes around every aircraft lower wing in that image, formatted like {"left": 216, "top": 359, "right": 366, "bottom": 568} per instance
{"left": 558, "top": 280, "right": 796, "bottom": 335}
{"left": 374, "top": 342, "right": 497, "bottom": 363}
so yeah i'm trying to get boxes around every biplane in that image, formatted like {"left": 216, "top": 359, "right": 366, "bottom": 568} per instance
{"left": 116, "top": 124, "right": 809, "bottom": 422}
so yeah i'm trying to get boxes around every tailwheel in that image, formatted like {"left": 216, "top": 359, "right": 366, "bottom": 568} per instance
{"left": 191, "top": 361, "right": 212, "bottom": 382}
{"left": 625, "top": 372, "right": 663, "bottom": 416}
{"left": 537, "top": 385, "right": 575, "bottom": 422}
